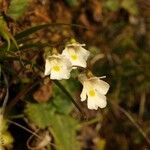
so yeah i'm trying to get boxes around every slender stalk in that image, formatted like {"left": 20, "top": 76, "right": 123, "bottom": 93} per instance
{"left": 110, "top": 101, "right": 150, "bottom": 146}
{"left": 7, "top": 120, "right": 57, "bottom": 148}
{"left": 15, "top": 23, "right": 91, "bottom": 40}
{"left": 78, "top": 116, "right": 102, "bottom": 129}
{"left": 54, "top": 80, "right": 86, "bottom": 119}
{"left": 9, "top": 114, "right": 24, "bottom": 119}
{"left": 139, "top": 92, "right": 146, "bottom": 120}
{"left": 7, "top": 120, "right": 40, "bottom": 138}
{"left": 6, "top": 79, "right": 40, "bottom": 115}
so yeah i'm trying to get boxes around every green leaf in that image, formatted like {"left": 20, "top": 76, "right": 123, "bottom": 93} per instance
{"left": 0, "top": 17, "right": 18, "bottom": 51}
{"left": 64, "top": 0, "right": 79, "bottom": 7}
{"left": 15, "top": 23, "right": 87, "bottom": 40}
{"left": 54, "top": 80, "right": 84, "bottom": 116}
{"left": 0, "top": 114, "right": 8, "bottom": 133}
{"left": 24, "top": 102, "right": 55, "bottom": 129}
{"left": 24, "top": 103, "right": 80, "bottom": 150}
{"left": 0, "top": 17, "right": 10, "bottom": 51}
{"left": 7, "top": 0, "right": 28, "bottom": 20}
{"left": 95, "top": 138, "right": 106, "bottom": 150}
{"left": 121, "top": 0, "right": 139, "bottom": 15}
{"left": 49, "top": 115, "right": 80, "bottom": 150}
{"left": 105, "top": 0, "right": 120, "bottom": 11}
{"left": 15, "top": 24, "right": 50, "bottom": 40}
{"left": 52, "top": 84, "right": 73, "bottom": 115}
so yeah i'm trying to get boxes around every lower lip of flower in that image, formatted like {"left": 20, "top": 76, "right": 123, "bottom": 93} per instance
{"left": 52, "top": 65, "right": 61, "bottom": 72}
{"left": 89, "top": 89, "right": 96, "bottom": 97}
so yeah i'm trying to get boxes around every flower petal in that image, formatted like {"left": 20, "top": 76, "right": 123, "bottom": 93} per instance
{"left": 95, "top": 92, "right": 107, "bottom": 108}
{"left": 78, "top": 72, "right": 109, "bottom": 110}
{"left": 45, "top": 54, "right": 72, "bottom": 80}
{"left": 71, "top": 55, "right": 87, "bottom": 68}
{"left": 80, "top": 84, "right": 87, "bottom": 101}
{"left": 78, "top": 47, "right": 90, "bottom": 61}
{"left": 90, "top": 77, "right": 110, "bottom": 95}
{"left": 62, "top": 48, "right": 70, "bottom": 58}
{"left": 62, "top": 44, "right": 90, "bottom": 68}
{"left": 67, "top": 43, "right": 86, "bottom": 47}
{"left": 44, "top": 59, "right": 51, "bottom": 75}
{"left": 87, "top": 98, "right": 98, "bottom": 110}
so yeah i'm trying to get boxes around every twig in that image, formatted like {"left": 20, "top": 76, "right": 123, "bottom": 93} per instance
{"left": 7, "top": 120, "right": 56, "bottom": 148}
{"left": 139, "top": 92, "right": 146, "bottom": 120}
{"left": 6, "top": 79, "right": 40, "bottom": 115}
{"left": 110, "top": 101, "right": 150, "bottom": 146}
{"left": 7, "top": 120, "right": 40, "bottom": 138}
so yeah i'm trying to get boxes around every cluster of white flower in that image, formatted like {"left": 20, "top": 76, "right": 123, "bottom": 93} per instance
{"left": 44, "top": 39, "right": 110, "bottom": 110}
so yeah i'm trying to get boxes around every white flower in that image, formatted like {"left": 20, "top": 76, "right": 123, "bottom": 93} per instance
{"left": 62, "top": 43, "right": 90, "bottom": 68}
{"left": 78, "top": 73, "right": 110, "bottom": 110}
{"left": 44, "top": 54, "right": 72, "bottom": 80}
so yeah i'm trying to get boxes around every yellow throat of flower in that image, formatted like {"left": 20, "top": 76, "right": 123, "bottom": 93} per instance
{"left": 71, "top": 54, "right": 78, "bottom": 60}
{"left": 52, "top": 65, "right": 61, "bottom": 72}
{"left": 89, "top": 89, "right": 96, "bottom": 97}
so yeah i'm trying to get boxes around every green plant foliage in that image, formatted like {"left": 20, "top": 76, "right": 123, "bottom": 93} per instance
{"left": 0, "top": 17, "right": 18, "bottom": 51}
{"left": 15, "top": 24, "right": 51, "bottom": 40}
{"left": 52, "top": 84, "right": 73, "bottom": 115}
{"left": 0, "top": 115, "right": 14, "bottom": 148}
{"left": 24, "top": 102, "right": 55, "bottom": 129}
{"left": 95, "top": 138, "right": 106, "bottom": 150}
{"left": 53, "top": 77, "right": 81, "bottom": 115}
{"left": 0, "top": 131, "right": 14, "bottom": 148}
{"left": 24, "top": 82, "right": 74, "bottom": 128}
{"left": 24, "top": 101, "right": 80, "bottom": 149}
{"left": 65, "top": 0, "right": 79, "bottom": 7}
{"left": 0, "top": 17, "right": 10, "bottom": 51}
{"left": 105, "top": 0, "right": 120, "bottom": 11}
{"left": 49, "top": 115, "right": 80, "bottom": 150}
{"left": 7, "top": 0, "right": 28, "bottom": 20}
{"left": 105, "top": 0, "right": 139, "bottom": 15}
{"left": 0, "top": 116, "right": 7, "bottom": 133}
{"left": 121, "top": 0, "right": 139, "bottom": 15}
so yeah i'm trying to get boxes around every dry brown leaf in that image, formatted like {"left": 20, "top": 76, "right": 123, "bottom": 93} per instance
{"left": 88, "top": 0, "right": 103, "bottom": 22}
{"left": 33, "top": 79, "right": 52, "bottom": 103}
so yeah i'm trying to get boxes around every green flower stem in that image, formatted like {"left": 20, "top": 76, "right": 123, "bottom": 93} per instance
{"left": 77, "top": 116, "right": 102, "bottom": 129}
{"left": 9, "top": 114, "right": 24, "bottom": 119}
{"left": 54, "top": 80, "right": 86, "bottom": 119}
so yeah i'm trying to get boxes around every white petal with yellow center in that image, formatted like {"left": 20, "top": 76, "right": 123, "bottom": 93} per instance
{"left": 71, "top": 54, "right": 78, "bottom": 61}
{"left": 88, "top": 89, "right": 96, "bottom": 97}
{"left": 88, "top": 77, "right": 110, "bottom": 95}
{"left": 62, "top": 43, "right": 90, "bottom": 68}
{"left": 44, "top": 54, "right": 72, "bottom": 80}
{"left": 52, "top": 65, "right": 61, "bottom": 72}
{"left": 79, "top": 73, "right": 110, "bottom": 110}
